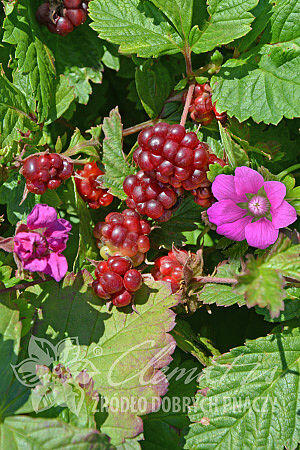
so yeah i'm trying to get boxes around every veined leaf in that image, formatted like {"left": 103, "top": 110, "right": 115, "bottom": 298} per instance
{"left": 149, "top": 0, "right": 194, "bottom": 37}
{"left": 190, "top": 0, "right": 259, "bottom": 53}
{"left": 186, "top": 326, "right": 300, "bottom": 449}
{"left": 102, "top": 107, "right": 135, "bottom": 199}
{"left": 3, "top": 0, "right": 56, "bottom": 122}
{"left": 89, "top": 0, "right": 183, "bottom": 58}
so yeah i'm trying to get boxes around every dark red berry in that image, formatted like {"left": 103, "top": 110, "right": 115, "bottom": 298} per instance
{"left": 26, "top": 180, "right": 47, "bottom": 195}
{"left": 112, "top": 289, "right": 132, "bottom": 307}
{"left": 56, "top": 17, "right": 74, "bottom": 36}
{"left": 123, "top": 269, "right": 142, "bottom": 292}
{"left": 75, "top": 162, "right": 113, "bottom": 209}
{"left": 92, "top": 280, "right": 110, "bottom": 299}
{"left": 107, "top": 256, "right": 132, "bottom": 276}
{"left": 47, "top": 179, "right": 61, "bottom": 190}
{"left": 36, "top": 3, "right": 50, "bottom": 24}
{"left": 99, "top": 271, "right": 123, "bottom": 294}
{"left": 58, "top": 159, "right": 73, "bottom": 179}
{"left": 65, "top": 8, "right": 87, "bottom": 26}
{"left": 152, "top": 251, "right": 190, "bottom": 293}
{"left": 64, "top": 0, "right": 82, "bottom": 7}
{"left": 22, "top": 156, "right": 39, "bottom": 181}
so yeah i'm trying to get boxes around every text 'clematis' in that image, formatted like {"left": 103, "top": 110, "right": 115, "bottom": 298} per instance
{"left": 14, "top": 204, "right": 71, "bottom": 281}
{"left": 207, "top": 166, "right": 297, "bottom": 249}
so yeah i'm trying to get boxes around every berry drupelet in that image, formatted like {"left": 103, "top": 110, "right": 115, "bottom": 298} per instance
{"left": 92, "top": 256, "right": 143, "bottom": 307}
{"left": 93, "top": 209, "right": 151, "bottom": 265}
{"left": 123, "top": 170, "right": 180, "bottom": 220}
{"left": 182, "top": 83, "right": 227, "bottom": 125}
{"left": 36, "top": 0, "right": 88, "bottom": 36}
{"left": 152, "top": 250, "right": 187, "bottom": 293}
{"left": 21, "top": 153, "right": 73, "bottom": 195}
{"left": 75, "top": 162, "right": 113, "bottom": 209}
{"left": 133, "top": 123, "right": 211, "bottom": 191}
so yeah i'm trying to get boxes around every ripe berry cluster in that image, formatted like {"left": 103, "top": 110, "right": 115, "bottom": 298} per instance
{"left": 21, "top": 153, "right": 73, "bottom": 195}
{"left": 75, "top": 162, "right": 113, "bottom": 209}
{"left": 182, "top": 83, "right": 227, "bottom": 125}
{"left": 152, "top": 251, "right": 187, "bottom": 293}
{"left": 123, "top": 170, "right": 179, "bottom": 221}
{"left": 94, "top": 209, "right": 151, "bottom": 265}
{"left": 36, "top": 0, "right": 88, "bottom": 36}
{"left": 92, "top": 256, "right": 143, "bottom": 307}
{"left": 132, "top": 123, "right": 211, "bottom": 191}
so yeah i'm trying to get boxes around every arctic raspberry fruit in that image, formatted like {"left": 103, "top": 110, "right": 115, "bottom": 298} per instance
{"left": 133, "top": 123, "right": 211, "bottom": 191}
{"left": 152, "top": 251, "right": 187, "bottom": 293}
{"left": 213, "top": 104, "right": 227, "bottom": 124}
{"left": 94, "top": 209, "right": 151, "bottom": 264}
{"left": 92, "top": 255, "right": 143, "bottom": 307}
{"left": 75, "top": 162, "right": 114, "bottom": 209}
{"left": 123, "top": 170, "right": 179, "bottom": 220}
{"left": 21, "top": 153, "right": 73, "bottom": 195}
{"left": 36, "top": 0, "right": 88, "bottom": 36}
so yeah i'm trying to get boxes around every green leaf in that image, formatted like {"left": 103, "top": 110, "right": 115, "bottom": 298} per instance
{"left": 218, "top": 122, "right": 249, "bottom": 168}
{"left": 190, "top": 0, "right": 259, "bottom": 53}
{"left": 149, "top": 0, "right": 194, "bottom": 37}
{"left": 212, "top": 22, "right": 300, "bottom": 125}
{"left": 89, "top": 0, "right": 182, "bottom": 58}
{"left": 236, "top": 239, "right": 300, "bottom": 317}
{"left": 135, "top": 60, "right": 172, "bottom": 119}
{"left": 45, "top": 75, "right": 75, "bottom": 125}
{"left": 102, "top": 107, "right": 135, "bottom": 199}
{"left": 0, "top": 416, "right": 113, "bottom": 449}
{"left": 0, "top": 174, "right": 37, "bottom": 225}
{"left": 186, "top": 326, "right": 300, "bottom": 449}
{"left": 0, "top": 72, "right": 37, "bottom": 147}
{"left": 256, "top": 290, "right": 300, "bottom": 323}
{"left": 3, "top": 0, "right": 56, "bottom": 121}
{"left": 151, "top": 197, "right": 203, "bottom": 249}
{"left": 199, "top": 260, "right": 246, "bottom": 307}
{"left": 32, "top": 274, "right": 178, "bottom": 445}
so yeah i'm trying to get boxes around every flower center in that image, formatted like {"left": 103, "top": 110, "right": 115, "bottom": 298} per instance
{"left": 248, "top": 195, "right": 270, "bottom": 217}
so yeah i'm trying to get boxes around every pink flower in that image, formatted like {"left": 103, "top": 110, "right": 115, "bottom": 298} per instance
{"left": 14, "top": 204, "right": 71, "bottom": 281}
{"left": 207, "top": 167, "right": 297, "bottom": 249}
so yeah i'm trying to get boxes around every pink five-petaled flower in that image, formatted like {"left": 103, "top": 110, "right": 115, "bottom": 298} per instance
{"left": 14, "top": 204, "right": 71, "bottom": 281}
{"left": 207, "top": 166, "right": 297, "bottom": 249}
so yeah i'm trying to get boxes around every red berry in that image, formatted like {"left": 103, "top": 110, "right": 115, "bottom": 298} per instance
{"left": 58, "top": 159, "right": 73, "bottom": 179}
{"left": 64, "top": 0, "right": 82, "bottom": 7}
{"left": 92, "top": 280, "right": 110, "bottom": 299}
{"left": 47, "top": 179, "right": 61, "bottom": 190}
{"left": 38, "top": 154, "right": 52, "bottom": 170}
{"left": 107, "top": 256, "right": 132, "bottom": 276}
{"left": 123, "top": 269, "right": 142, "bottom": 292}
{"left": 213, "top": 104, "right": 227, "bottom": 124}
{"left": 152, "top": 251, "right": 190, "bottom": 293}
{"left": 26, "top": 180, "right": 47, "bottom": 195}
{"left": 112, "top": 289, "right": 132, "bottom": 307}
{"left": 36, "top": 3, "right": 50, "bottom": 24}
{"left": 133, "top": 124, "right": 211, "bottom": 191}
{"left": 50, "top": 153, "right": 63, "bottom": 169}
{"left": 22, "top": 156, "right": 39, "bottom": 181}
{"left": 56, "top": 17, "right": 74, "bottom": 36}
{"left": 99, "top": 271, "right": 123, "bottom": 294}
{"left": 75, "top": 162, "right": 113, "bottom": 209}
{"left": 65, "top": 8, "right": 87, "bottom": 26}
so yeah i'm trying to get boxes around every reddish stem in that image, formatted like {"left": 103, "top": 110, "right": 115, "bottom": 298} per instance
{"left": 180, "top": 82, "right": 195, "bottom": 127}
{"left": 194, "top": 276, "right": 237, "bottom": 285}
{"left": 123, "top": 120, "right": 157, "bottom": 137}
{"left": 0, "top": 277, "right": 52, "bottom": 295}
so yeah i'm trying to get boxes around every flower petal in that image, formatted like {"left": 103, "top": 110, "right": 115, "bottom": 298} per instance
{"left": 23, "top": 257, "right": 48, "bottom": 272}
{"left": 211, "top": 175, "right": 241, "bottom": 201}
{"left": 271, "top": 200, "right": 297, "bottom": 229}
{"left": 234, "top": 166, "right": 264, "bottom": 200}
{"left": 207, "top": 199, "right": 247, "bottom": 226}
{"left": 216, "top": 216, "right": 252, "bottom": 241}
{"left": 44, "top": 218, "right": 72, "bottom": 252}
{"left": 263, "top": 181, "right": 286, "bottom": 209}
{"left": 44, "top": 253, "right": 68, "bottom": 282}
{"left": 27, "top": 204, "right": 57, "bottom": 230}
{"left": 245, "top": 218, "right": 278, "bottom": 249}
{"left": 14, "top": 232, "right": 46, "bottom": 261}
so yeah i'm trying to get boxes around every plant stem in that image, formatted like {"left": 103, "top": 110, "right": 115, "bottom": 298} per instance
{"left": 194, "top": 276, "right": 237, "bottom": 285}
{"left": 123, "top": 120, "right": 157, "bottom": 137}
{"left": 0, "top": 277, "right": 52, "bottom": 295}
{"left": 180, "top": 82, "right": 195, "bottom": 127}
{"left": 277, "top": 164, "right": 300, "bottom": 180}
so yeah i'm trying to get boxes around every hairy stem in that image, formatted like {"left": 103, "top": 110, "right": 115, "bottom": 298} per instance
{"left": 277, "top": 164, "right": 300, "bottom": 180}
{"left": 194, "top": 276, "right": 237, "bottom": 285}
{"left": 123, "top": 120, "right": 157, "bottom": 137}
{"left": 180, "top": 82, "right": 195, "bottom": 127}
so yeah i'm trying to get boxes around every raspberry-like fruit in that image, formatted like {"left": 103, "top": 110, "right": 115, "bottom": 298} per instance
{"left": 36, "top": 0, "right": 88, "bottom": 36}
{"left": 92, "top": 256, "right": 143, "bottom": 307}
{"left": 182, "top": 83, "right": 227, "bottom": 125}
{"left": 21, "top": 153, "right": 73, "bottom": 195}
{"left": 123, "top": 170, "right": 179, "bottom": 220}
{"left": 152, "top": 251, "right": 187, "bottom": 293}
{"left": 133, "top": 123, "right": 212, "bottom": 191}
{"left": 94, "top": 209, "right": 151, "bottom": 264}
{"left": 75, "top": 162, "right": 114, "bottom": 209}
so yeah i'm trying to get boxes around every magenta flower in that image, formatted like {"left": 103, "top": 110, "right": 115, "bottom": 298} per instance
{"left": 207, "top": 166, "right": 297, "bottom": 249}
{"left": 14, "top": 204, "right": 71, "bottom": 281}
